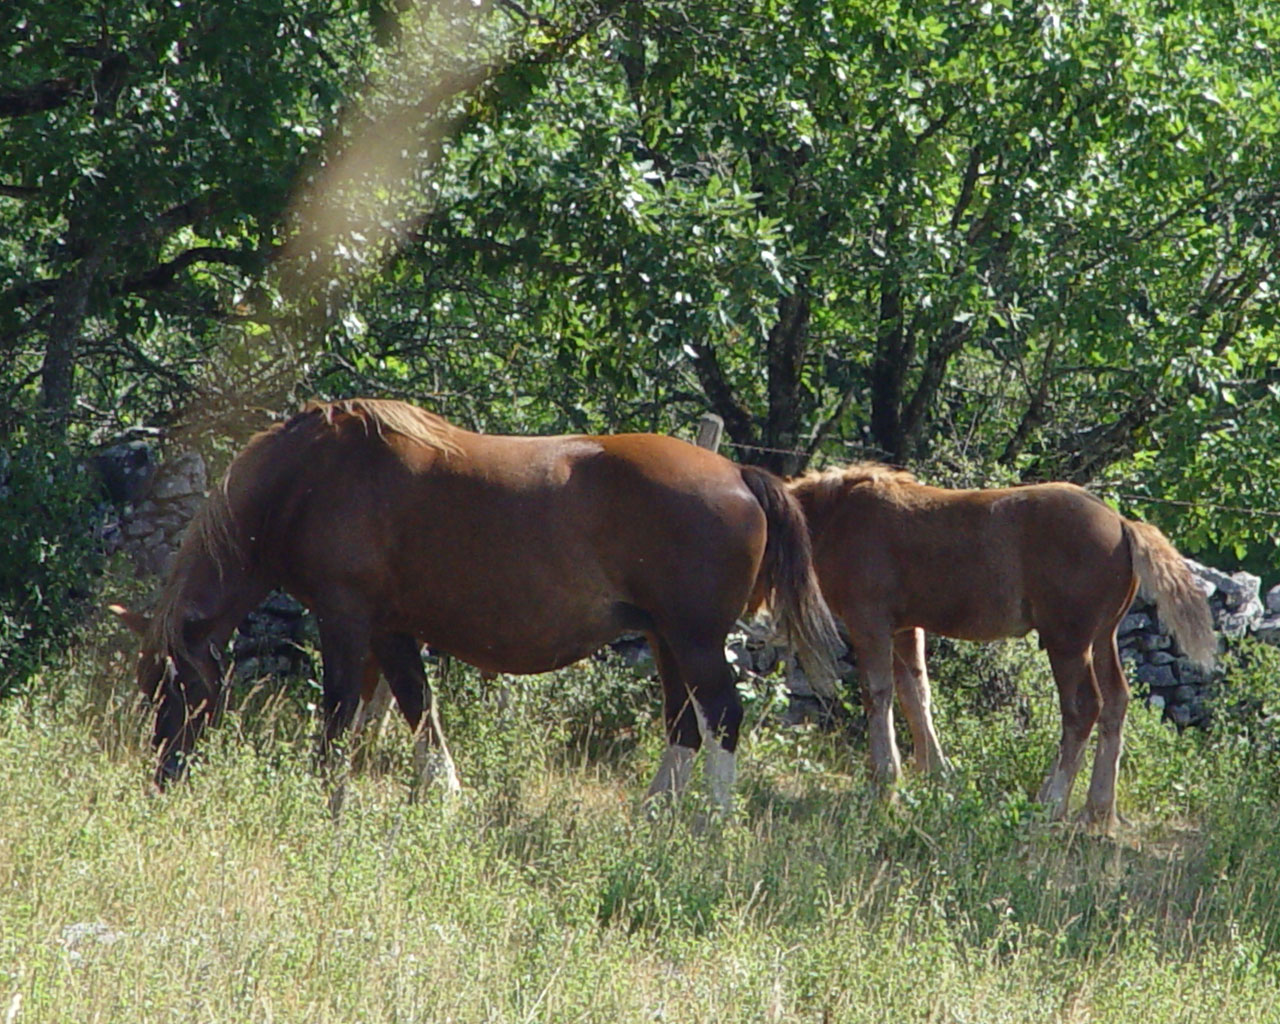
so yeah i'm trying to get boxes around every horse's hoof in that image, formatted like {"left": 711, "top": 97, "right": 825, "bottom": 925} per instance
{"left": 1075, "top": 806, "right": 1121, "bottom": 835}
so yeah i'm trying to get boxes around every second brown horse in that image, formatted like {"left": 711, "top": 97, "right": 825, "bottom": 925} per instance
{"left": 790, "top": 463, "right": 1216, "bottom": 831}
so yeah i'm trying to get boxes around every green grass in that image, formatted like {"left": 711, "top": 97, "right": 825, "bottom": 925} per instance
{"left": 4, "top": 631, "right": 1280, "bottom": 1022}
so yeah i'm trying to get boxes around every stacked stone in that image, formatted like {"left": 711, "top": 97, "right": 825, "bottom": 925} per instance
{"left": 98, "top": 442, "right": 313, "bottom": 683}
{"left": 725, "top": 619, "right": 860, "bottom": 724}
{"left": 230, "top": 591, "right": 317, "bottom": 683}
{"left": 1127, "top": 562, "right": 1280, "bottom": 728}
{"left": 99, "top": 447, "right": 206, "bottom": 579}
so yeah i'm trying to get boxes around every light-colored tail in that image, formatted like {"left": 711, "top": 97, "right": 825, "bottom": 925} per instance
{"left": 1124, "top": 520, "right": 1216, "bottom": 668}
{"left": 739, "top": 465, "right": 845, "bottom": 697}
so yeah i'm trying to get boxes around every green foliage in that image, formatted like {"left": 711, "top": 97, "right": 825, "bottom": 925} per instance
{"left": 0, "top": 0, "right": 378, "bottom": 436}
{"left": 6, "top": 0, "right": 1280, "bottom": 699}
{"left": 0, "top": 436, "right": 103, "bottom": 696}
{"left": 1199, "top": 640, "right": 1280, "bottom": 782}
{"left": 340, "top": 0, "right": 1280, "bottom": 548}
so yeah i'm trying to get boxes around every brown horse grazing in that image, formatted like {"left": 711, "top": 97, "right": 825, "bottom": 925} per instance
{"left": 789, "top": 463, "right": 1216, "bottom": 831}
{"left": 112, "top": 399, "right": 843, "bottom": 811}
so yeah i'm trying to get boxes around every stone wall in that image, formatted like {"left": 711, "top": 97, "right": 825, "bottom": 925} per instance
{"left": 99, "top": 444, "right": 206, "bottom": 579}
{"left": 1127, "top": 565, "right": 1280, "bottom": 728}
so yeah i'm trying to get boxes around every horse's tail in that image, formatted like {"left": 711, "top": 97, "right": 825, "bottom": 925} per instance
{"left": 739, "top": 464, "right": 845, "bottom": 697}
{"left": 1124, "top": 519, "right": 1216, "bottom": 668}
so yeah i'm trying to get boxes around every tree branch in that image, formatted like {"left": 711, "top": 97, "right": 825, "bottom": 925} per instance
{"left": 689, "top": 340, "right": 758, "bottom": 451}
{"left": 122, "top": 246, "right": 263, "bottom": 293}
{"left": 999, "top": 332, "right": 1058, "bottom": 468}
{"left": 121, "top": 190, "right": 225, "bottom": 247}
{"left": 0, "top": 78, "right": 80, "bottom": 118}
{"left": 804, "top": 384, "right": 859, "bottom": 464}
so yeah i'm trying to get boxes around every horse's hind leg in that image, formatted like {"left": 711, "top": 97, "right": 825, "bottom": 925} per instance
{"left": 370, "top": 632, "right": 461, "bottom": 797}
{"left": 893, "top": 629, "right": 949, "bottom": 774}
{"left": 853, "top": 634, "right": 903, "bottom": 790}
{"left": 649, "top": 633, "right": 742, "bottom": 816}
{"left": 1037, "top": 644, "right": 1101, "bottom": 820}
{"left": 644, "top": 636, "right": 700, "bottom": 806}
{"left": 1080, "top": 632, "right": 1129, "bottom": 831}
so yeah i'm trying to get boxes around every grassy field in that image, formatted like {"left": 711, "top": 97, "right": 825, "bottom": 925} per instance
{"left": 4, "top": 627, "right": 1280, "bottom": 1023}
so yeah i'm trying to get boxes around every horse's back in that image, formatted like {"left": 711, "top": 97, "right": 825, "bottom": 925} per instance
{"left": 247, "top": 422, "right": 765, "bottom": 671}
{"left": 805, "top": 477, "right": 1131, "bottom": 643}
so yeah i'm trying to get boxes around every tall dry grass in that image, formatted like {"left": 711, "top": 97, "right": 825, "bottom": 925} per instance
{"left": 3, "top": 627, "right": 1280, "bottom": 1022}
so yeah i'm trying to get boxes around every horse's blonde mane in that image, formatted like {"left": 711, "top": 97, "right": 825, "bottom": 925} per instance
{"left": 790, "top": 461, "right": 919, "bottom": 511}
{"left": 303, "top": 398, "right": 463, "bottom": 457}
{"left": 148, "top": 483, "right": 241, "bottom": 662}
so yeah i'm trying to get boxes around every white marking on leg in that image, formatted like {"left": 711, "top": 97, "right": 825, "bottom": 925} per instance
{"left": 1082, "top": 729, "right": 1123, "bottom": 830}
{"left": 414, "top": 703, "right": 461, "bottom": 797}
{"left": 352, "top": 678, "right": 393, "bottom": 739}
{"left": 326, "top": 749, "right": 351, "bottom": 820}
{"left": 1038, "top": 743, "right": 1089, "bottom": 819}
{"left": 703, "top": 743, "right": 736, "bottom": 816}
{"left": 645, "top": 744, "right": 697, "bottom": 801}
{"left": 894, "top": 630, "right": 950, "bottom": 774}
{"left": 694, "top": 705, "right": 736, "bottom": 816}
{"left": 1038, "top": 766, "right": 1072, "bottom": 818}
{"left": 859, "top": 643, "right": 902, "bottom": 789}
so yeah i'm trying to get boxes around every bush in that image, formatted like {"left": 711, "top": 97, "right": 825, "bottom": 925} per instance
{"left": 0, "top": 437, "right": 104, "bottom": 697}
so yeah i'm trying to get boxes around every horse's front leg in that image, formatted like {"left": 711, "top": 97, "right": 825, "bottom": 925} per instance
{"left": 351, "top": 657, "right": 393, "bottom": 748}
{"left": 315, "top": 611, "right": 372, "bottom": 816}
{"left": 371, "top": 632, "right": 461, "bottom": 798}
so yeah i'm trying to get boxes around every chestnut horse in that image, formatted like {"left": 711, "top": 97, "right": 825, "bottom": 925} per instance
{"left": 113, "top": 399, "right": 842, "bottom": 811}
{"left": 790, "top": 463, "right": 1215, "bottom": 830}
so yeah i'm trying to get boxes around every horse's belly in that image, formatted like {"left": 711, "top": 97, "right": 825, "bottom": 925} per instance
{"left": 399, "top": 591, "right": 630, "bottom": 676}
{"left": 433, "top": 629, "right": 617, "bottom": 676}
{"left": 918, "top": 599, "right": 1033, "bottom": 643}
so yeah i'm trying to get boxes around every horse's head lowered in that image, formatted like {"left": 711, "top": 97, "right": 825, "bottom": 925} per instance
{"left": 110, "top": 602, "right": 227, "bottom": 786}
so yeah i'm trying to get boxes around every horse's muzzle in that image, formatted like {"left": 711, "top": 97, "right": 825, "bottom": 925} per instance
{"left": 153, "top": 750, "right": 187, "bottom": 789}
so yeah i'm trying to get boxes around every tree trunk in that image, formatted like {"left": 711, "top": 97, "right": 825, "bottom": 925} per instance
{"left": 869, "top": 268, "right": 910, "bottom": 461}
{"left": 761, "top": 290, "right": 811, "bottom": 475}
{"left": 40, "top": 246, "right": 104, "bottom": 437}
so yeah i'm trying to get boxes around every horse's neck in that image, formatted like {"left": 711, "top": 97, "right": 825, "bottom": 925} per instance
{"left": 164, "top": 510, "right": 269, "bottom": 655}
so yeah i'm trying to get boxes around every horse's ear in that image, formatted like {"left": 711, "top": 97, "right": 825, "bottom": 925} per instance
{"left": 108, "top": 603, "right": 151, "bottom": 637}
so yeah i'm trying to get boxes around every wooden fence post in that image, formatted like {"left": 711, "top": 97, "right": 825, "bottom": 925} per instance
{"left": 695, "top": 412, "right": 724, "bottom": 453}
